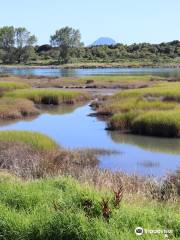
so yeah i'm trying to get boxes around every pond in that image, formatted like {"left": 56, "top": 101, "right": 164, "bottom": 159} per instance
{"left": 0, "top": 103, "right": 179, "bottom": 177}
{"left": 0, "top": 66, "right": 180, "bottom": 78}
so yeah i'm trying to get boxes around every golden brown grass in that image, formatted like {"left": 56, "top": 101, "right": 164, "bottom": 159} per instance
{"left": 0, "top": 97, "right": 39, "bottom": 120}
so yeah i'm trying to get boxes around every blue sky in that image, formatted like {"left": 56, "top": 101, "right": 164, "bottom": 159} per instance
{"left": 0, "top": 0, "right": 179, "bottom": 45}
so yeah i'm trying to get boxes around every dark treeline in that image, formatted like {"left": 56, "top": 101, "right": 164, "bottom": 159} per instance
{"left": 0, "top": 26, "right": 179, "bottom": 65}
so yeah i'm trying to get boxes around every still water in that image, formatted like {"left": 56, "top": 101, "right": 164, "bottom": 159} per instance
{"left": 0, "top": 104, "right": 179, "bottom": 177}
{"left": 0, "top": 67, "right": 180, "bottom": 77}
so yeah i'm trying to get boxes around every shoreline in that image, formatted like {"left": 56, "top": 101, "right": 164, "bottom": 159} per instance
{"left": 0, "top": 63, "right": 180, "bottom": 70}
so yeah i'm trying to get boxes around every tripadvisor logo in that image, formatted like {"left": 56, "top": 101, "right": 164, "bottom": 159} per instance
{"left": 135, "top": 227, "right": 173, "bottom": 237}
{"left": 135, "top": 227, "right": 144, "bottom": 236}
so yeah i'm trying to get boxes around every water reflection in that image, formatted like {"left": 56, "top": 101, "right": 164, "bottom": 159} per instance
{"left": 109, "top": 132, "right": 180, "bottom": 155}
{"left": 38, "top": 102, "right": 85, "bottom": 115}
{"left": 0, "top": 103, "right": 179, "bottom": 177}
{"left": 0, "top": 103, "right": 84, "bottom": 127}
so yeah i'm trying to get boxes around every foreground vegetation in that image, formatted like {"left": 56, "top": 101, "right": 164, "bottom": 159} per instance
{"left": 0, "top": 172, "right": 179, "bottom": 240}
{"left": 0, "top": 130, "right": 179, "bottom": 240}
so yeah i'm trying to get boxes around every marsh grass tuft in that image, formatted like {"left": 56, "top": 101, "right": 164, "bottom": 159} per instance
{"left": 95, "top": 82, "right": 180, "bottom": 137}
{"left": 0, "top": 81, "right": 30, "bottom": 91}
{"left": 5, "top": 89, "right": 89, "bottom": 105}
{"left": 0, "top": 131, "right": 58, "bottom": 151}
{"left": 132, "top": 110, "right": 180, "bottom": 137}
{"left": 107, "top": 112, "right": 136, "bottom": 131}
{"left": 0, "top": 97, "right": 39, "bottom": 120}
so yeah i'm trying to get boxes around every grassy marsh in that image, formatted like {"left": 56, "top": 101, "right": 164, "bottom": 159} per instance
{"left": 0, "top": 76, "right": 90, "bottom": 120}
{"left": 94, "top": 82, "right": 180, "bottom": 137}
{"left": 0, "top": 97, "right": 39, "bottom": 120}
{"left": 0, "top": 74, "right": 180, "bottom": 239}
{"left": 114, "top": 82, "right": 180, "bottom": 101}
{"left": 132, "top": 110, "right": 180, "bottom": 137}
{"left": 0, "top": 131, "right": 58, "bottom": 151}
{"left": 0, "top": 74, "right": 160, "bottom": 90}
{"left": 5, "top": 89, "right": 89, "bottom": 105}
{"left": 0, "top": 81, "right": 30, "bottom": 91}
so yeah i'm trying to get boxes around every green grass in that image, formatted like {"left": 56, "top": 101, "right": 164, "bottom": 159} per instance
{"left": 0, "top": 131, "right": 58, "bottom": 151}
{"left": 76, "top": 75, "right": 158, "bottom": 89}
{"left": 5, "top": 89, "right": 89, "bottom": 105}
{"left": 114, "top": 82, "right": 180, "bottom": 101}
{"left": 0, "top": 172, "right": 179, "bottom": 240}
{"left": 0, "top": 81, "right": 30, "bottom": 91}
{"left": 80, "top": 75, "right": 154, "bottom": 82}
{"left": 107, "top": 108, "right": 180, "bottom": 137}
{"left": 132, "top": 110, "right": 180, "bottom": 137}
{"left": 96, "top": 82, "right": 180, "bottom": 137}
{"left": 108, "top": 108, "right": 180, "bottom": 137}
{"left": 99, "top": 98, "right": 177, "bottom": 115}
{"left": 108, "top": 112, "right": 136, "bottom": 130}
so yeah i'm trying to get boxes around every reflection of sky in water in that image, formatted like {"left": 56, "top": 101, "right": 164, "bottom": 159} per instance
{"left": 0, "top": 67, "right": 180, "bottom": 77}
{"left": 0, "top": 104, "right": 179, "bottom": 177}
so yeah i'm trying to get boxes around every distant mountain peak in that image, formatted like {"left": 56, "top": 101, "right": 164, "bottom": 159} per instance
{"left": 91, "top": 37, "right": 116, "bottom": 46}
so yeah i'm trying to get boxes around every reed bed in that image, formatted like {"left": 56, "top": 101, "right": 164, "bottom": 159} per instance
{"left": 0, "top": 97, "right": 39, "bottom": 119}
{"left": 108, "top": 109, "right": 180, "bottom": 137}
{"left": 95, "top": 82, "right": 180, "bottom": 137}
{"left": 5, "top": 89, "right": 89, "bottom": 105}
{"left": 97, "top": 98, "right": 177, "bottom": 115}
{"left": 0, "top": 74, "right": 158, "bottom": 89}
{"left": 114, "top": 82, "right": 180, "bottom": 101}
{"left": 132, "top": 110, "right": 180, "bottom": 137}
{"left": 0, "top": 131, "right": 58, "bottom": 151}
{"left": 0, "top": 81, "right": 30, "bottom": 91}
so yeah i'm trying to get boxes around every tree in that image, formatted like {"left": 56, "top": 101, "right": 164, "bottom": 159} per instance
{"left": 0, "top": 26, "right": 37, "bottom": 63}
{"left": 0, "top": 26, "right": 16, "bottom": 63}
{"left": 15, "top": 27, "right": 37, "bottom": 63}
{"left": 0, "top": 26, "right": 15, "bottom": 49}
{"left": 0, "top": 49, "right": 5, "bottom": 63}
{"left": 50, "top": 26, "right": 83, "bottom": 63}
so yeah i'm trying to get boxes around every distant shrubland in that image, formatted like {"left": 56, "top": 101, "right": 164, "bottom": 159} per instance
{"left": 0, "top": 26, "right": 179, "bottom": 65}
